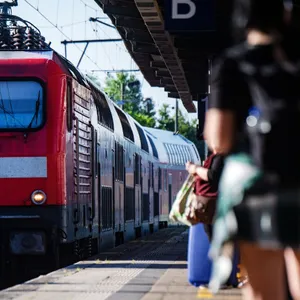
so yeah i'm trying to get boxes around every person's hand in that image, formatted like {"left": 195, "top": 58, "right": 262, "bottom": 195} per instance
{"left": 186, "top": 161, "right": 199, "bottom": 175}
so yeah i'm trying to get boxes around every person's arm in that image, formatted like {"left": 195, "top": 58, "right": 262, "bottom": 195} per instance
{"left": 207, "top": 155, "right": 224, "bottom": 184}
{"left": 186, "top": 155, "right": 224, "bottom": 182}
{"left": 186, "top": 161, "right": 208, "bottom": 181}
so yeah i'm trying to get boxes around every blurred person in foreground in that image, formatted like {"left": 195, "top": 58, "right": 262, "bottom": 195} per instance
{"left": 204, "top": 0, "right": 300, "bottom": 299}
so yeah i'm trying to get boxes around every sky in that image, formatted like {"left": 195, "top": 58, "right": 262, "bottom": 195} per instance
{"left": 11, "top": 0, "right": 198, "bottom": 121}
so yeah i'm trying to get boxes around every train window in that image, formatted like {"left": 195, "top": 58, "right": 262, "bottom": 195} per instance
{"left": 135, "top": 124, "right": 149, "bottom": 153}
{"left": 102, "top": 187, "right": 113, "bottom": 230}
{"left": 164, "top": 169, "right": 168, "bottom": 191}
{"left": 165, "top": 143, "right": 175, "bottom": 165}
{"left": 164, "top": 144, "right": 171, "bottom": 163}
{"left": 176, "top": 145, "right": 184, "bottom": 165}
{"left": 179, "top": 145, "right": 185, "bottom": 163}
{"left": 125, "top": 187, "right": 134, "bottom": 221}
{"left": 148, "top": 162, "right": 151, "bottom": 187}
{"left": 187, "top": 146, "right": 194, "bottom": 162}
{"left": 0, "top": 80, "right": 45, "bottom": 130}
{"left": 181, "top": 145, "right": 191, "bottom": 163}
{"left": 151, "top": 163, "right": 154, "bottom": 188}
{"left": 96, "top": 143, "right": 100, "bottom": 176}
{"left": 66, "top": 78, "right": 73, "bottom": 132}
{"left": 91, "top": 88, "right": 114, "bottom": 131}
{"left": 147, "top": 135, "right": 158, "bottom": 159}
{"left": 128, "top": 155, "right": 132, "bottom": 167}
{"left": 158, "top": 168, "right": 162, "bottom": 190}
{"left": 164, "top": 143, "right": 181, "bottom": 165}
{"left": 115, "top": 142, "right": 124, "bottom": 181}
{"left": 115, "top": 107, "right": 134, "bottom": 142}
{"left": 92, "top": 128, "right": 98, "bottom": 176}
{"left": 134, "top": 154, "right": 141, "bottom": 184}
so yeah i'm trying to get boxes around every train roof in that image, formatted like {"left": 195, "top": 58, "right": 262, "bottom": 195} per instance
{"left": 144, "top": 127, "right": 200, "bottom": 165}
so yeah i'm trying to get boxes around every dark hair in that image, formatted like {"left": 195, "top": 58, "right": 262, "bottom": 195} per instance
{"left": 232, "top": 0, "right": 287, "bottom": 42}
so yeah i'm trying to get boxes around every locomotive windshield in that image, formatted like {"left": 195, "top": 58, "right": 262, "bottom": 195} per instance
{"left": 0, "top": 81, "right": 44, "bottom": 130}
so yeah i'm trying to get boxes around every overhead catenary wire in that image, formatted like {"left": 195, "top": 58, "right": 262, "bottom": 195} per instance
{"left": 84, "top": 4, "right": 87, "bottom": 39}
{"left": 24, "top": 0, "right": 105, "bottom": 72}
{"left": 38, "top": 20, "right": 88, "bottom": 29}
{"left": 93, "top": 21, "right": 128, "bottom": 54}
{"left": 90, "top": 21, "right": 115, "bottom": 71}
{"left": 71, "top": 0, "right": 75, "bottom": 38}
{"left": 55, "top": 0, "right": 59, "bottom": 27}
{"left": 79, "top": 0, "right": 99, "bottom": 13}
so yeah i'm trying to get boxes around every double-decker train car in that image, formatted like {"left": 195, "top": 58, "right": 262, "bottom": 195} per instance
{"left": 0, "top": 49, "right": 200, "bottom": 280}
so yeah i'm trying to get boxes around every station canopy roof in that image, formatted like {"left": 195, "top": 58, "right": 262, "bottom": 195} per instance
{"left": 94, "top": 0, "right": 300, "bottom": 113}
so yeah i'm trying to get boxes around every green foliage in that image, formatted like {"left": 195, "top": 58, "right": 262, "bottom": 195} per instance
{"left": 156, "top": 104, "right": 175, "bottom": 131}
{"left": 104, "top": 72, "right": 155, "bottom": 126}
{"left": 133, "top": 112, "right": 156, "bottom": 128}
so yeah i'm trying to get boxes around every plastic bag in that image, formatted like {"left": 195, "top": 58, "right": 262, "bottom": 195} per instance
{"left": 169, "top": 174, "right": 195, "bottom": 226}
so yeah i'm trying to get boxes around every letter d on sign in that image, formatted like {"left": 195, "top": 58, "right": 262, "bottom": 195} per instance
{"left": 172, "top": 0, "right": 196, "bottom": 19}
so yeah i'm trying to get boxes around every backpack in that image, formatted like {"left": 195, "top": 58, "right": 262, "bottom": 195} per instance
{"left": 235, "top": 43, "right": 300, "bottom": 184}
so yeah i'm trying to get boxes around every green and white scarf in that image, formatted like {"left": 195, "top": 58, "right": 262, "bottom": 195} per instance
{"left": 208, "top": 153, "right": 262, "bottom": 293}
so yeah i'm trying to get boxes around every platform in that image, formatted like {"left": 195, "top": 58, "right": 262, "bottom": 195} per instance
{"left": 0, "top": 227, "right": 242, "bottom": 300}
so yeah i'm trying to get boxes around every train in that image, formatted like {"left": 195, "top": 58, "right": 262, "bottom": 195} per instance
{"left": 0, "top": 46, "right": 201, "bottom": 280}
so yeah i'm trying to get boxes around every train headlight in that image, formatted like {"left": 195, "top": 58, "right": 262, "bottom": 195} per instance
{"left": 31, "top": 190, "right": 47, "bottom": 205}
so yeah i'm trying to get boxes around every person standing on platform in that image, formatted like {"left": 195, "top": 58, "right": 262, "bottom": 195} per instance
{"left": 185, "top": 152, "right": 224, "bottom": 241}
{"left": 204, "top": 0, "right": 300, "bottom": 299}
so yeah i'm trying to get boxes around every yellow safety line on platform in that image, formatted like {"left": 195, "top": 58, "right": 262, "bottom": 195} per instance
{"left": 197, "top": 287, "right": 213, "bottom": 299}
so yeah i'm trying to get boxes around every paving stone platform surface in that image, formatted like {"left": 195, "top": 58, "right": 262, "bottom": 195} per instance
{"left": 0, "top": 227, "right": 242, "bottom": 300}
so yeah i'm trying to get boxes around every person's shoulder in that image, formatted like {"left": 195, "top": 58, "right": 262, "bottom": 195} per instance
{"left": 213, "top": 43, "right": 247, "bottom": 67}
{"left": 224, "top": 43, "right": 248, "bottom": 60}
{"left": 212, "top": 43, "right": 247, "bottom": 81}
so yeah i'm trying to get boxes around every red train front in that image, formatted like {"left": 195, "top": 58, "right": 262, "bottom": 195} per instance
{"left": 0, "top": 51, "right": 70, "bottom": 277}
{"left": 0, "top": 8, "right": 201, "bottom": 286}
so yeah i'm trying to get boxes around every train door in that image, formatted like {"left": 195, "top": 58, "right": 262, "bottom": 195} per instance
{"left": 168, "top": 173, "right": 172, "bottom": 212}
{"left": 112, "top": 146, "right": 115, "bottom": 232}
{"left": 97, "top": 142, "right": 101, "bottom": 234}
{"left": 134, "top": 154, "right": 141, "bottom": 231}
{"left": 140, "top": 161, "right": 143, "bottom": 220}
{"left": 90, "top": 125, "right": 97, "bottom": 235}
{"left": 114, "top": 142, "right": 125, "bottom": 238}
{"left": 158, "top": 167, "right": 162, "bottom": 217}
{"left": 149, "top": 162, "right": 153, "bottom": 224}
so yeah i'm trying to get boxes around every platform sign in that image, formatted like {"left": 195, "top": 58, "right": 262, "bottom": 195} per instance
{"left": 164, "top": 0, "right": 215, "bottom": 31}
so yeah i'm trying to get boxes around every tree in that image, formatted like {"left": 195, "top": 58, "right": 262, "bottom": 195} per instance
{"left": 156, "top": 104, "right": 175, "bottom": 131}
{"left": 132, "top": 112, "right": 156, "bottom": 128}
{"left": 140, "top": 97, "right": 156, "bottom": 119}
{"left": 104, "top": 72, "right": 156, "bottom": 127}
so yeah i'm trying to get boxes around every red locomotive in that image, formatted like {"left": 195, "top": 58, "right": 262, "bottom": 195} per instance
{"left": 0, "top": 9, "right": 200, "bottom": 283}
